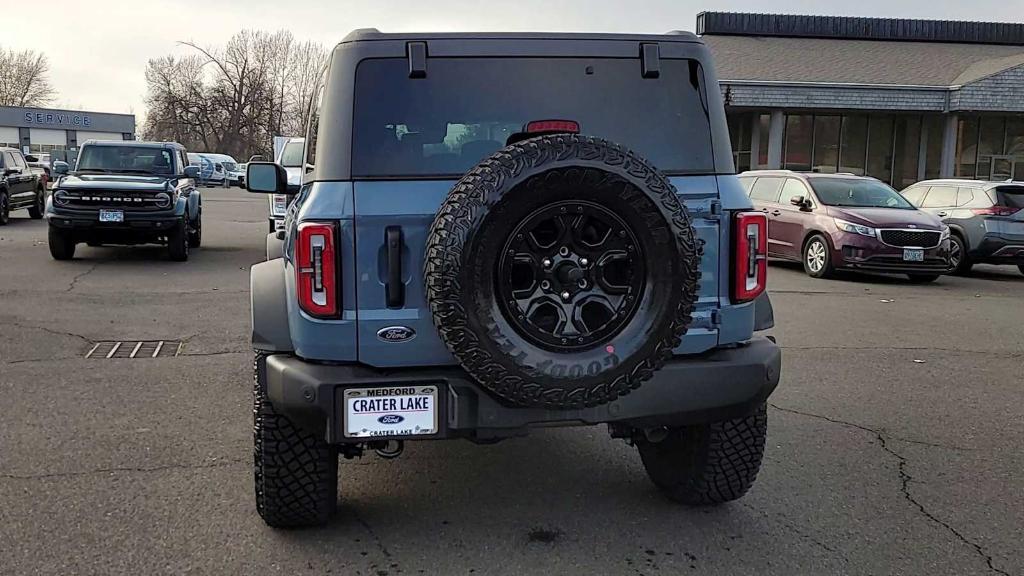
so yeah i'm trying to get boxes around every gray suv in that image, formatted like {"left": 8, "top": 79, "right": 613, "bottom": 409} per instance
{"left": 901, "top": 180, "right": 1024, "bottom": 275}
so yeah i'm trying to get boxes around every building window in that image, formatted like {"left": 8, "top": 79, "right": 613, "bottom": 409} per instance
{"left": 923, "top": 116, "right": 944, "bottom": 180}
{"left": 812, "top": 115, "right": 841, "bottom": 173}
{"left": 892, "top": 116, "right": 921, "bottom": 189}
{"left": 866, "top": 115, "right": 894, "bottom": 185}
{"left": 783, "top": 114, "right": 813, "bottom": 171}
{"left": 839, "top": 115, "right": 868, "bottom": 176}
{"left": 757, "top": 114, "right": 770, "bottom": 168}
{"left": 956, "top": 117, "right": 979, "bottom": 178}
{"left": 727, "top": 112, "right": 752, "bottom": 172}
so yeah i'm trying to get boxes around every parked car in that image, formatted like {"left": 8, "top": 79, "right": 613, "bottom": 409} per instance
{"left": 243, "top": 29, "right": 779, "bottom": 528}
{"left": 205, "top": 153, "right": 244, "bottom": 187}
{"left": 739, "top": 171, "right": 951, "bottom": 282}
{"left": 900, "top": 179, "right": 1024, "bottom": 276}
{"left": 27, "top": 152, "right": 52, "bottom": 181}
{"left": 267, "top": 137, "right": 303, "bottom": 232}
{"left": 46, "top": 140, "right": 201, "bottom": 261}
{"left": 0, "top": 147, "right": 46, "bottom": 225}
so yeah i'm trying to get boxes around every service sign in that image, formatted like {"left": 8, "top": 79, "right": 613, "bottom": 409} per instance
{"left": 344, "top": 385, "right": 438, "bottom": 438}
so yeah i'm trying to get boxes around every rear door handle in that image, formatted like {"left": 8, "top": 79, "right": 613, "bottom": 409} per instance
{"left": 936, "top": 211, "right": 948, "bottom": 217}
{"left": 770, "top": 210, "right": 781, "bottom": 217}
{"left": 385, "top": 226, "right": 404, "bottom": 308}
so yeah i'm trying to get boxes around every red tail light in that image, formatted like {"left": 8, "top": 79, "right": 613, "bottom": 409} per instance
{"left": 525, "top": 119, "right": 580, "bottom": 134}
{"left": 971, "top": 206, "right": 1021, "bottom": 216}
{"left": 733, "top": 211, "right": 768, "bottom": 303}
{"left": 296, "top": 222, "right": 339, "bottom": 318}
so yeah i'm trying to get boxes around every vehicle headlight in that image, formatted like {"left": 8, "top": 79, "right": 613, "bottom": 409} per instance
{"left": 53, "top": 190, "right": 70, "bottom": 206}
{"left": 834, "top": 218, "right": 876, "bottom": 237}
{"left": 940, "top": 226, "right": 951, "bottom": 240}
{"left": 154, "top": 192, "right": 172, "bottom": 208}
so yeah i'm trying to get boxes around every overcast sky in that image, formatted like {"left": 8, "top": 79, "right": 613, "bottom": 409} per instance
{"left": 9, "top": 0, "right": 1024, "bottom": 121}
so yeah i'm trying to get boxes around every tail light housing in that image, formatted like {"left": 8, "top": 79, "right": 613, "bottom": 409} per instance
{"left": 733, "top": 211, "right": 768, "bottom": 303}
{"left": 971, "top": 206, "right": 1021, "bottom": 216}
{"left": 296, "top": 222, "right": 339, "bottom": 318}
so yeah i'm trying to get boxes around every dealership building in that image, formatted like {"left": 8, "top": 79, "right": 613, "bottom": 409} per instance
{"left": 700, "top": 12, "right": 1024, "bottom": 188}
{"left": 0, "top": 106, "right": 135, "bottom": 155}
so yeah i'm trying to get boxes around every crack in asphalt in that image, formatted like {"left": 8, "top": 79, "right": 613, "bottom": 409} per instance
{"left": 739, "top": 502, "right": 847, "bottom": 561}
{"left": 0, "top": 458, "right": 247, "bottom": 481}
{"left": 8, "top": 322, "right": 91, "bottom": 343}
{"left": 66, "top": 263, "right": 99, "bottom": 292}
{"left": 770, "top": 404, "right": 1008, "bottom": 576}
{"left": 353, "top": 509, "right": 393, "bottom": 559}
{"left": 780, "top": 345, "right": 1023, "bottom": 358}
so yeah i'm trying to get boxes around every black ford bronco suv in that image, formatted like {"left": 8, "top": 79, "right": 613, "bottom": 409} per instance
{"left": 46, "top": 140, "right": 202, "bottom": 261}
{"left": 246, "top": 30, "right": 780, "bottom": 527}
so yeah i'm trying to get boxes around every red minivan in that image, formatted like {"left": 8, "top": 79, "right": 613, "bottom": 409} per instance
{"left": 739, "top": 171, "right": 952, "bottom": 281}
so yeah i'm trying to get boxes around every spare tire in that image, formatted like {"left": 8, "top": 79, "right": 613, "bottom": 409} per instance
{"left": 425, "top": 134, "right": 700, "bottom": 409}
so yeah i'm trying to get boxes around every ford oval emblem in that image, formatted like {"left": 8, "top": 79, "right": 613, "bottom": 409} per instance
{"left": 378, "top": 414, "right": 404, "bottom": 425}
{"left": 377, "top": 326, "right": 416, "bottom": 343}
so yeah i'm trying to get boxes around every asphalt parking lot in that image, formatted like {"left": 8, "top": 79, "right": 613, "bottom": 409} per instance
{"left": 1, "top": 188, "right": 1021, "bottom": 576}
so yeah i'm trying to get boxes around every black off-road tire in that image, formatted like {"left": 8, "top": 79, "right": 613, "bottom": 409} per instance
{"left": 188, "top": 211, "right": 202, "bottom": 248}
{"left": 424, "top": 134, "right": 700, "bottom": 409}
{"left": 48, "top": 226, "right": 75, "bottom": 260}
{"left": 637, "top": 403, "right": 768, "bottom": 505}
{"left": 0, "top": 190, "right": 9, "bottom": 225}
{"left": 253, "top": 354, "right": 338, "bottom": 528}
{"left": 167, "top": 218, "right": 189, "bottom": 261}
{"left": 28, "top": 188, "right": 45, "bottom": 219}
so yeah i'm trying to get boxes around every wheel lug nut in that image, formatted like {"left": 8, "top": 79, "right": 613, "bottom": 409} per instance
{"left": 580, "top": 258, "right": 589, "bottom": 267}
{"left": 559, "top": 246, "right": 569, "bottom": 256}
{"left": 541, "top": 280, "right": 551, "bottom": 290}
{"left": 560, "top": 291, "right": 571, "bottom": 301}
{"left": 542, "top": 258, "right": 552, "bottom": 268}
{"left": 578, "top": 280, "right": 587, "bottom": 289}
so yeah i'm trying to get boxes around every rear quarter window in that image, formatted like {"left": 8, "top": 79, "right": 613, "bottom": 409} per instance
{"left": 994, "top": 186, "right": 1024, "bottom": 209}
{"left": 352, "top": 57, "right": 714, "bottom": 178}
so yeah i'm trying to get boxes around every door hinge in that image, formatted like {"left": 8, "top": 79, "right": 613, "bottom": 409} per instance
{"left": 708, "top": 200, "right": 722, "bottom": 220}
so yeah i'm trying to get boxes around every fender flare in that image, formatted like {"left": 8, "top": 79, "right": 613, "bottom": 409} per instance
{"left": 753, "top": 292, "right": 775, "bottom": 331}
{"left": 266, "top": 232, "right": 284, "bottom": 261}
{"left": 251, "top": 258, "right": 294, "bottom": 352}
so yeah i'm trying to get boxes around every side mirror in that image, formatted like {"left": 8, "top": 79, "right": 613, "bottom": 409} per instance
{"left": 183, "top": 165, "right": 200, "bottom": 179}
{"left": 249, "top": 154, "right": 266, "bottom": 162}
{"left": 53, "top": 161, "right": 70, "bottom": 175}
{"left": 246, "top": 162, "right": 287, "bottom": 194}
{"left": 24, "top": 155, "right": 39, "bottom": 163}
{"left": 790, "top": 195, "right": 810, "bottom": 209}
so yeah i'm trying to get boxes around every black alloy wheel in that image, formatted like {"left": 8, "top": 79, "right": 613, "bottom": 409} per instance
{"left": 497, "top": 201, "right": 645, "bottom": 351}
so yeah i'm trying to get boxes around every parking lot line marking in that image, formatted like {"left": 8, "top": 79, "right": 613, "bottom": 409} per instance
{"left": 85, "top": 342, "right": 101, "bottom": 359}
{"left": 152, "top": 341, "right": 164, "bottom": 358}
{"left": 129, "top": 341, "right": 144, "bottom": 359}
{"left": 106, "top": 342, "right": 121, "bottom": 359}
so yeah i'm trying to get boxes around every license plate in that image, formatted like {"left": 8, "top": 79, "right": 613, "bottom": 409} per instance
{"left": 344, "top": 385, "right": 438, "bottom": 438}
{"left": 903, "top": 248, "right": 924, "bottom": 262}
{"left": 99, "top": 209, "right": 123, "bottom": 223}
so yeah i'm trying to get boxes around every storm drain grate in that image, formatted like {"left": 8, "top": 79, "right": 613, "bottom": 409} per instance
{"left": 85, "top": 341, "right": 182, "bottom": 359}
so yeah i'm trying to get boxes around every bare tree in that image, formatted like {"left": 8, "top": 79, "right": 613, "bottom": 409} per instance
{"left": 142, "top": 30, "right": 327, "bottom": 160}
{"left": 0, "top": 47, "right": 57, "bottom": 107}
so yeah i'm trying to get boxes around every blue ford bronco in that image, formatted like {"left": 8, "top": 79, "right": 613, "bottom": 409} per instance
{"left": 246, "top": 30, "right": 780, "bottom": 527}
{"left": 46, "top": 140, "right": 202, "bottom": 261}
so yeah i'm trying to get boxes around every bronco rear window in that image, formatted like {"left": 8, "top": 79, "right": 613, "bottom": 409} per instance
{"left": 352, "top": 57, "right": 714, "bottom": 178}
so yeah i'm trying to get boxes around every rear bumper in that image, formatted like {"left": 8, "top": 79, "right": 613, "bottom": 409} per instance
{"left": 263, "top": 337, "right": 782, "bottom": 443}
{"left": 971, "top": 235, "right": 1024, "bottom": 264}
